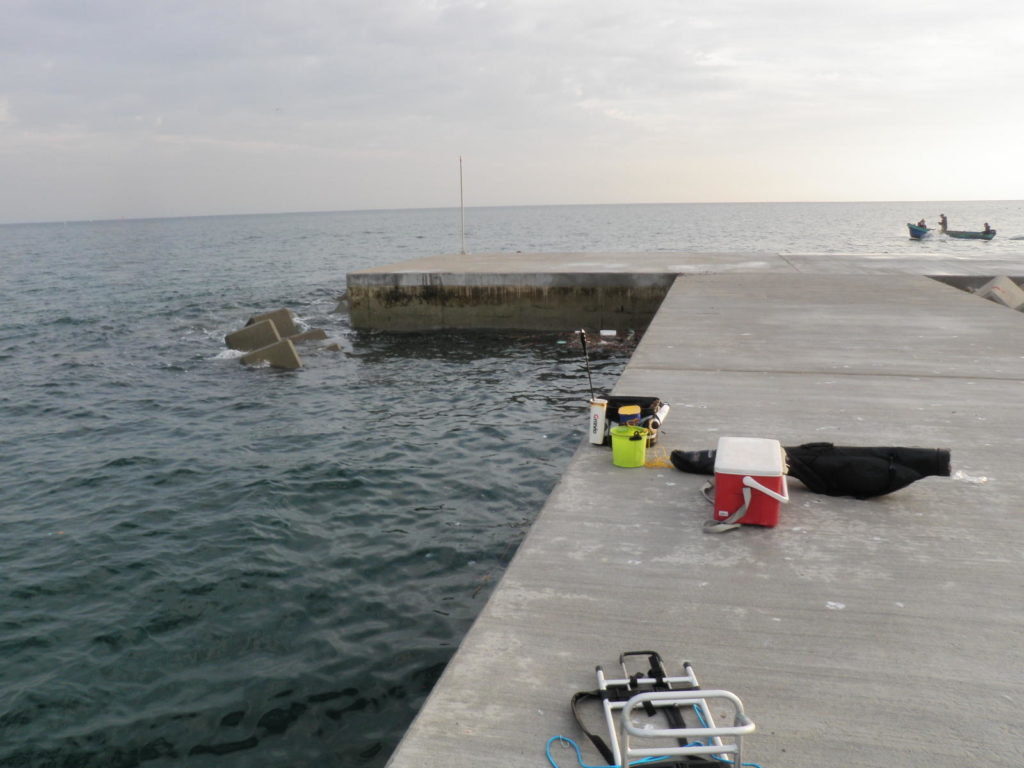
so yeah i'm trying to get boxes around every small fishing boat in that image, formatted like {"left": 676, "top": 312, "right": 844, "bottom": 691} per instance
{"left": 907, "top": 223, "right": 932, "bottom": 240}
{"left": 945, "top": 228, "right": 996, "bottom": 240}
{"left": 937, "top": 214, "right": 996, "bottom": 240}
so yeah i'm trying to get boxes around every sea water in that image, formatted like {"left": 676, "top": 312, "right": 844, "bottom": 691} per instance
{"left": 2, "top": 201, "right": 1022, "bottom": 767}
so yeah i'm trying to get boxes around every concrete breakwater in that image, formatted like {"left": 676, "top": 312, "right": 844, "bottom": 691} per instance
{"left": 224, "top": 307, "right": 333, "bottom": 368}
{"left": 346, "top": 251, "right": 1024, "bottom": 332}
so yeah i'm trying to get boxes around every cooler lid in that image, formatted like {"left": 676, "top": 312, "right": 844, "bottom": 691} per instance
{"left": 714, "top": 437, "right": 785, "bottom": 476}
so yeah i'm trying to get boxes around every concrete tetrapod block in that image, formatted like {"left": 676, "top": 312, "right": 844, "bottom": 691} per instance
{"left": 976, "top": 276, "right": 1024, "bottom": 310}
{"left": 240, "top": 338, "right": 302, "bottom": 370}
{"left": 247, "top": 308, "right": 299, "bottom": 337}
{"left": 225, "top": 319, "right": 280, "bottom": 351}
{"left": 288, "top": 328, "right": 328, "bottom": 344}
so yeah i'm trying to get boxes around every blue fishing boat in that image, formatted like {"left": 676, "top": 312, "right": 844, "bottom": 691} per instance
{"left": 907, "top": 223, "right": 932, "bottom": 240}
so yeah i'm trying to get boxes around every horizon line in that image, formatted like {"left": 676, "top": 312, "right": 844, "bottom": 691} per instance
{"left": 2, "top": 198, "right": 1019, "bottom": 228}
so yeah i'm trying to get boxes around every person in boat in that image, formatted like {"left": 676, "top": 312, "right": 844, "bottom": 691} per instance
{"left": 984, "top": 222, "right": 992, "bottom": 234}
{"left": 939, "top": 214, "right": 948, "bottom": 233}
{"left": 917, "top": 219, "right": 926, "bottom": 227}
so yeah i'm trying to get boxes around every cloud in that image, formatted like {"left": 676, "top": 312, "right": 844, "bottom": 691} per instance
{"left": 1, "top": 0, "right": 1023, "bottom": 221}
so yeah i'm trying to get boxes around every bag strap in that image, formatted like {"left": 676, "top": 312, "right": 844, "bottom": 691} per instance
{"left": 570, "top": 691, "right": 617, "bottom": 765}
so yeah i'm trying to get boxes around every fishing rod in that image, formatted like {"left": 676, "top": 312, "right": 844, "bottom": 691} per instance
{"left": 580, "top": 329, "right": 609, "bottom": 445}
{"left": 578, "top": 328, "right": 595, "bottom": 401}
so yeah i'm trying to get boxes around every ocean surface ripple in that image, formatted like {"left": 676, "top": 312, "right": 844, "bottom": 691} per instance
{"left": 0, "top": 210, "right": 637, "bottom": 768}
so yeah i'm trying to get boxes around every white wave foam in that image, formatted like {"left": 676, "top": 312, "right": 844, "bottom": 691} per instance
{"left": 952, "top": 470, "right": 988, "bottom": 484}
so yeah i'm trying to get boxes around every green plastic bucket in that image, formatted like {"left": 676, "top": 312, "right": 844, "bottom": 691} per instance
{"left": 610, "top": 426, "right": 648, "bottom": 468}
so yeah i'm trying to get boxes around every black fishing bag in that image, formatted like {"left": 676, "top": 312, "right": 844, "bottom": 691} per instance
{"left": 604, "top": 396, "right": 663, "bottom": 425}
{"left": 782, "top": 442, "right": 951, "bottom": 499}
{"left": 670, "top": 442, "right": 951, "bottom": 499}
{"left": 598, "top": 396, "right": 664, "bottom": 446}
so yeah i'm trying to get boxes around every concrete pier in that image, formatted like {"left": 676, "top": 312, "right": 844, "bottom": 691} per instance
{"left": 347, "top": 250, "right": 1024, "bottom": 331}
{"left": 358, "top": 255, "right": 1024, "bottom": 768}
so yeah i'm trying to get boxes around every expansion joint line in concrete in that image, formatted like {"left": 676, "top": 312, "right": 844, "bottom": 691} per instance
{"left": 775, "top": 254, "right": 802, "bottom": 271}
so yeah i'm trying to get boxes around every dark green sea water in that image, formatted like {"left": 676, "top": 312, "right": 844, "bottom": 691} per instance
{"left": 3, "top": 201, "right": 1023, "bottom": 767}
{"left": 0, "top": 209, "right": 636, "bottom": 767}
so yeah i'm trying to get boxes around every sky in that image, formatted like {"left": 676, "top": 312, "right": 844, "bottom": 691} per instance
{"left": 2, "top": 0, "right": 1023, "bottom": 223}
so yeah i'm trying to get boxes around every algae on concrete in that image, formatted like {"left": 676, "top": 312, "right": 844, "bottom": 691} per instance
{"left": 345, "top": 271, "right": 675, "bottom": 331}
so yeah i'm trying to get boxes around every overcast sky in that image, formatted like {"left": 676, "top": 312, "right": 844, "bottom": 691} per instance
{"left": 2, "top": 0, "right": 1022, "bottom": 223}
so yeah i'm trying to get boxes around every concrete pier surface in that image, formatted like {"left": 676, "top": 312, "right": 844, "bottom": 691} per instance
{"left": 372, "top": 258, "right": 1024, "bottom": 767}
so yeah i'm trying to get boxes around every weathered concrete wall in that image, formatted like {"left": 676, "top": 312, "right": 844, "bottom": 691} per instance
{"left": 347, "top": 253, "right": 1024, "bottom": 332}
{"left": 346, "top": 272, "right": 675, "bottom": 331}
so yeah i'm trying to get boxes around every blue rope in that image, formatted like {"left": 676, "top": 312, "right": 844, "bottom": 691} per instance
{"left": 544, "top": 734, "right": 765, "bottom": 768}
{"left": 544, "top": 736, "right": 668, "bottom": 768}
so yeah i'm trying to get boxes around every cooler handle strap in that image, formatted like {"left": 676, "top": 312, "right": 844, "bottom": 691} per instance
{"left": 703, "top": 484, "right": 752, "bottom": 533}
{"left": 742, "top": 474, "right": 789, "bottom": 504}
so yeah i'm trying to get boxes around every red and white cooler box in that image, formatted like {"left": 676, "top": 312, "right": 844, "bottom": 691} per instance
{"left": 713, "top": 437, "right": 790, "bottom": 527}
